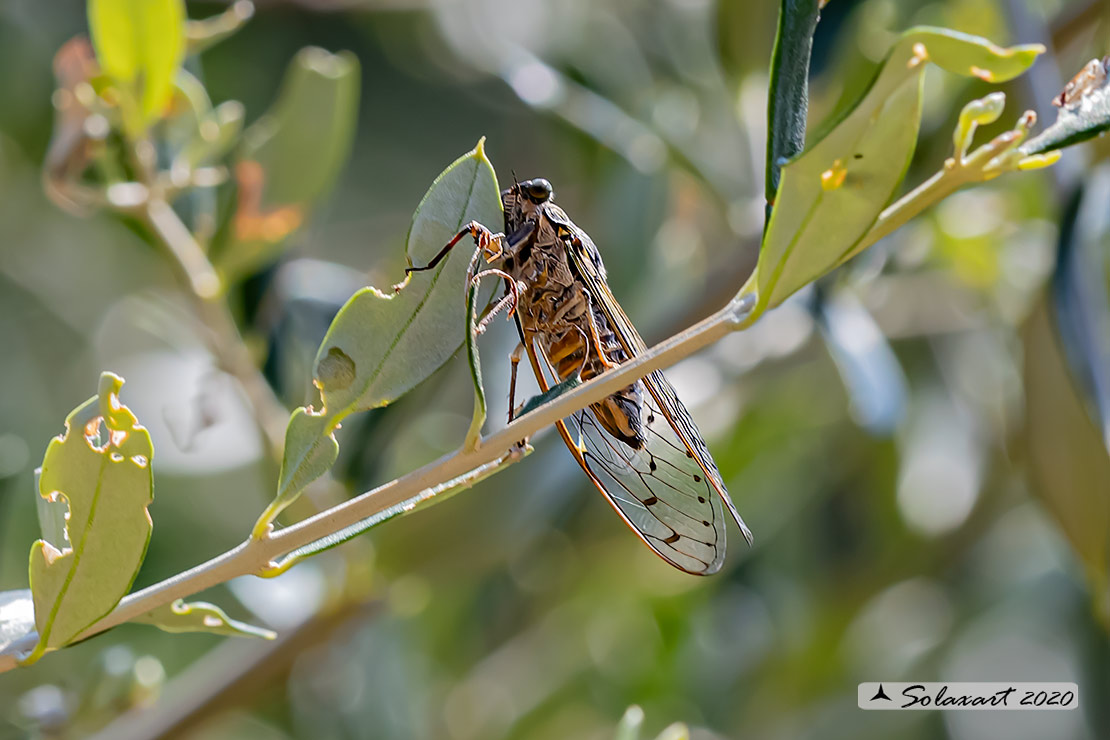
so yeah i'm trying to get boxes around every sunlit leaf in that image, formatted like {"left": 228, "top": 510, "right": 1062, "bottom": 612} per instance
{"left": 745, "top": 27, "right": 1042, "bottom": 315}
{"left": 134, "top": 599, "right": 275, "bottom": 640}
{"left": 255, "top": 141, "right": 502, "bottom": 531}
{"left": 87, "top": 0, "right": 185, "bottom": 133}
{"left": 24, "top": 373, "right": 154, "bottom": 665}
{"left": 0, "top": 590, "right": 36, "bottom": 660}
{"left": 1023, "top": 299, "right": 1110, "bottom": 627}
{"left": 214, "top": 47, "right": 360, "bottom": 281}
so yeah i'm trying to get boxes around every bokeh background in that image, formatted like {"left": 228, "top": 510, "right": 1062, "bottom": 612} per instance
{"left": 2, "top": 0, "right": 1109, "bottom": 738}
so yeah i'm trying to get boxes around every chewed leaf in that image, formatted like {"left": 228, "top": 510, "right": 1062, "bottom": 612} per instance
{"left": 134, "top": 599, "right": 275, "bottom": 640}
{"left": 214, "top": 47, "right": 360, "bottom": 281}
{"left": 314, "top": 139, "right": 501, "bottom": 419}
{"left": 24, "top": 373, "right": 154, "bottom": 665}
{"left": 745, "top": 27, "right": 1043, "bottom": 314}
{"left": 256, "top": 141, "right": 502, "bottom": 532}
{"left": 87, "top": 0, "right": 185, "bottom": 133}
{"left": 0, "top": 590, "right": 36, "bottom": 659}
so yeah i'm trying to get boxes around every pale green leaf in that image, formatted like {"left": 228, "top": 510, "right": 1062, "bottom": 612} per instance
{"left": 215, "top": 47, "right": 360, "bottom": 281}
{"left": 315, "top": 138, "right": 501, "bottom": 419}
{"left": 134, "top": 599, "right": 276, "bottom": 640}
{"left": 87, "top": 0, "right": 186, "bottom": 130}
{"left": 254, "top": 407, "right": 339, "bottom": 538}
{"left": 0, "top": 590, "right": 36, "bottom": 659}
{"left": 24, "top": 372, "right": 154, "bottom": 664}
{"left": 746, "top": 27, "right": 1043, "bottom": 314}
{"left": 463, "top": 270, "right": 487, "bottom": 451}
{"left": 255, "top": 141, "right": 501, "bottom": 531}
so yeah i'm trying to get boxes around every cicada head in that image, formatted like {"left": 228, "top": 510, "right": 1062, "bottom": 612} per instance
{"left": 502, "top": 177, "right": 555, "bottom": 232}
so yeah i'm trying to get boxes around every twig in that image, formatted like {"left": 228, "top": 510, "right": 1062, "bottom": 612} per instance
{"left": 0, "top": 293, "right": 756, "bottom": 673}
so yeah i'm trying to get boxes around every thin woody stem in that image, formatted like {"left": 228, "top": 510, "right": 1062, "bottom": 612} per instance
{"left": 0, "top": 294, "right": 755, "bottom": 673}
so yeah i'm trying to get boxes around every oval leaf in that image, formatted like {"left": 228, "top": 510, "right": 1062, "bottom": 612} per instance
{"left": 256, "top": 141, "right": 501, "bottom": 530}
{"left": 315, "top": 139, "right": 501, "bottom": 419}
{"left": 134, "top": 599, "right": 275, "bottom": 640}
{"left": 215, "top": 47, "right": 360, "bottom": 281}
{"left": 24, "top": 373, "right": 154, "bottom": 664}
{"left": 747, "top": 27, "right": 1042, "bottom": 314}
{"left": 88, "top": 0, "right": 185, "bottom": 131}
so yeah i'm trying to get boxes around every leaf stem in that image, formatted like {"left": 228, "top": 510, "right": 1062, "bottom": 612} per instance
{"left": 0, "top": 294, "right": 756, "bottom": 673}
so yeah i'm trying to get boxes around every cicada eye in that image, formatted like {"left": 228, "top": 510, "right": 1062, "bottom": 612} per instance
{"left": 523, "top": 178, "right": 553, "bottom": 203}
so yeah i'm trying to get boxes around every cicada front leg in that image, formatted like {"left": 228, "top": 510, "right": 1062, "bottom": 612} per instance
{"left": 405, "top": 221, "right": 505, "bottom": 275}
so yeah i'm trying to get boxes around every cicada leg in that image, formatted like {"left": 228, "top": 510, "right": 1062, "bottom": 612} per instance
{"left": 405, "top": 221, "right": 505, "bottom": 275}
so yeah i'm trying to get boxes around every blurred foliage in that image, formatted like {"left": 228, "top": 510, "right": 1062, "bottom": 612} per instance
{"left": 0, "top": 0, "right": 1109, "bottom": 739}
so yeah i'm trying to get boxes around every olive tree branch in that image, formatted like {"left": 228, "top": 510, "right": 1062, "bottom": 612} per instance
{"left": 0, "top": 293, "right": 755, "bottom": 673}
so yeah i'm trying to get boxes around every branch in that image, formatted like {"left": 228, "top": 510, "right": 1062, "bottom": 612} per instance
{"left": 0, "top": 294, "right": 755, "bottom": 673}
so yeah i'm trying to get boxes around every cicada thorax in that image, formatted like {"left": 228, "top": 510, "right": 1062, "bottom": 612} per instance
{"left": 504, "top": 206, "right": 647, "bottom": 449}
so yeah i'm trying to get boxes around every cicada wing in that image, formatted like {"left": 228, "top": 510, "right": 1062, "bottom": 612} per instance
{"left": 523, "top": 339, "right": 727, "bottom": 574}
{"left": 641, "top": 370, "right": 753, "bottom": 545}
{"left": 564, "top": 389, "right": 729, "bottom": 575}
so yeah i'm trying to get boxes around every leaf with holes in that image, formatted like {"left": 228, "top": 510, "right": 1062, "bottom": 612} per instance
{"left": 134, "top": 599, "right": 275, "bottom": 639}
{"left": 744, "top": 27, "right": 1042, "bottom": 315}
{"left": 24, "top": 373, "right": 154, "bottom": 665}
{"left": 256, "top": 140, "right": 501, "bottom": 531}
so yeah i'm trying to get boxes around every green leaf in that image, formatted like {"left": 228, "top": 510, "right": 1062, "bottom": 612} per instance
{"left": 463, "top": 268, "right": 487, "bottom": 452}
{"left": 215, "top": 47, "right": 360, "bottom": 281}
{"left": 0, "top": 590, "right": 36, "bottom": 659}
{"left": 745, "top": 27, "right": 1043, "bottom": 315}
{"left": 1023, "top": 299, "right": 1110, "bottom": 627}
{"left": 317, "top": 139, "right": 501, "bottom": 419}
{"left": 255, "top": 141, "right": 502, "bottom": 532}
{"left": 1021, "top": 69, "right": 1110, "bottom": 156}
{"left": 87, "top": 0, "right": 186, "bottom": 132}
{"left": 517, "top": 373, "right": 583, "bottom": 418}
{"left": 24, "top": 373, "right": 154, "bottom": 665}
{"left": 134, "top": 599, "right": 276, "bottom": 640}
{"left": 254, "top": 407, "right": 339, "bottom": 538}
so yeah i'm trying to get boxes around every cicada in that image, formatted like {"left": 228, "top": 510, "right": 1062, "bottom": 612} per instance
{"left": 409, "top": 177, "right": 752, "bottom": 574}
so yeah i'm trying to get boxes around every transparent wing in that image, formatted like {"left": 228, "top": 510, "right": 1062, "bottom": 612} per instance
{"left": 563, "top": 371, "right": 729, "bottom": 574}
